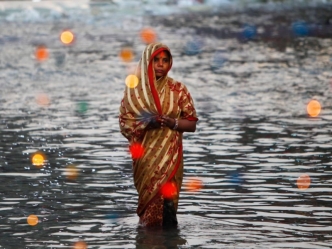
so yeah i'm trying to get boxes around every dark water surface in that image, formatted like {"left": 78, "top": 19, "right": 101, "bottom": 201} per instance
{"left": 1, "top": 1, "right": 332, "bottom": 248}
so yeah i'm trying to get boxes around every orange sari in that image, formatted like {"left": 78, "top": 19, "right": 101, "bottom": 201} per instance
{"left": 119, "top": 43, "right": 198, "bottom": 226}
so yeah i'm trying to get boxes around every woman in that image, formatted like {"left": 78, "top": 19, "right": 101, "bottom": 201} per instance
{"left": 119, "top": 42, "right": 198, "bottom": 227}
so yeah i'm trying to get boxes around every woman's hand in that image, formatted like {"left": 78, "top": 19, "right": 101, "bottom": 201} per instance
{"left": 146, "top": 115, "right": 177, "bottom": 130}
{"left": 147, "top": 116, "right": 162, "bottom": 130}
{"left": 146, "top": 115, "right": 196, "bottom": 132}
{"left": 160, "top": 115, "right": 175, "bottom": 129}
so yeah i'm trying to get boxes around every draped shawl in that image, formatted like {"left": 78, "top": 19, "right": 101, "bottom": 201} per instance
{"left": 119, "top": 43, "right": 198, "bottom": 216}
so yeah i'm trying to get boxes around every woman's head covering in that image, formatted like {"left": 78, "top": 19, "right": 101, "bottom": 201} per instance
{"left": 120, "top": 43, "right": 173, "bottom": 142}
{"left": 136, "top": 43, "right": 173, "bottom": 111}
{"left": 137, "top": 42, "right": 173, "bottom": 82}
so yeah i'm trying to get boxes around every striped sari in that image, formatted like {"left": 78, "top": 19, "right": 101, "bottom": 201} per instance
{"left": 119, "top": 43, "right": 198, "bottom": 227}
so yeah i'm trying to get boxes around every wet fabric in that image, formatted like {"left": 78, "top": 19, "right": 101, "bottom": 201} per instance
{"left": 119, "top": 42, "right": 198, "bottom": 226}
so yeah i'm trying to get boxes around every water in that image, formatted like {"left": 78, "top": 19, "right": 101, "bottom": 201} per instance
{"left": 1, "top": 1, "right": 332, "bottom": 248}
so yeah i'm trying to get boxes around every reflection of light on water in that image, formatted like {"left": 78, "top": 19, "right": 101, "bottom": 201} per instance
{"left": 27, "top": 214, "right": 38, "bottom": 226}
{"left": 211, "top": 51, "right": 227, "bottom": 69}
{"left": 53, "top": 51, "right": 66, "bottom": 67}
{"left": 160, "top": 182, "right": 177, "bottom": 200}
{"left": 297, "top": 174, "right": 311, "bottom": 190}
{"left": 60, "top": 30, "right": 75, "bottom": 45}
{"left": 140, "top": 28, "right": 156, "bottom": 44}
{"left": 73, "top": 241, "right": 87, "bottom": 249}
{"left": 242, "top": 24, "right": 257, "bottom": 40}
{"left": 184, "top": 177, "right": 203, "bottom": 192}
{"left": 292, "top": 21, "right": 309, "bottom": 37}
{"left": 129, "top": 143, "right": 144, "bottom": 159}
{"left": 65, "top": 165, "right": 79, "bottom": 181}
{"left": 76, "top": 101, "right": 89, "bottom": 114}
{"left": 125, "top": 74, "right": 139, "bottom": 88}
{"left": 106, "top": 212, "right": 120, "bottom": 224}
{"left": 120, "top": 47, "right": 134, "bottom": 62}
{"left": 185, "top": 38, "right": 204, "bottom": 55}
{"left": 31, "top": 151, "right": 46, "bottom": 168}
{"left": 36, "top": 93, "right": 50, "bottom": 106}
{"left": 228, "top": 172, "right": 243, "bottom": 185}
{"left": 35, "top": 45, "right": 48, "bottom": 61}
{"left": 307, "top": 99, "right": 321, "bottom": 117}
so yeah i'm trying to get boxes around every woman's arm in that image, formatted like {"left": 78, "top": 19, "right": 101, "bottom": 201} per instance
{"left": 160, "top": 115, "right": 196, "bottom": 132}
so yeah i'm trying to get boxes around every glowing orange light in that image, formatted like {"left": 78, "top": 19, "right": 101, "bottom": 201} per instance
{"left": 125, "top": 74, "right": 139, "bottom": 88}
{"left": 119, "top": 47, "right": 134, "bottom": 62}
{"left": 307, "top": 99, "right": 321, "bottom": 117}
{"left": 160, "top": 182, "right": 177, "bottom": 199}
{"left": 36, "top": 93, "right": 50, "bottom": 106}
{"left": 184, "top": 178, "right": 203, "bottom": 192}
{"left": 60, "top": 30, "right": 75, "bottom": 45}
{"left": 297, "top": 174, "right": 311, "bottom": 190}
{"left": 73, "top": 241, "right": 87, "bottom": 249}
{"left": 27, "top": 214, "right": 38, "bottom": 226}
{"left": 35, "top": 46, "right": 49, "bottom": 61}
{"left": 129, "top": 143, "right": 144, "bottom": 159}
{"left": 65, "top": 165, "right": 79, "bottom": 181}
{"left": 140, "top": 28, "right": 157, "bottom": 44}
{"left": 31, "top": 152, "right": 46, "bottom": 168}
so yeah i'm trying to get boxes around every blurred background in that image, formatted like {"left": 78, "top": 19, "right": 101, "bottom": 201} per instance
{"left": 0, "top": 0, "right": 332, "bottom": 248}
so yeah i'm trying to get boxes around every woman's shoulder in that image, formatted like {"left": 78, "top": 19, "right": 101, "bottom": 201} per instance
{"left": 167, "top": 77, "right": 189, "bottom": 92}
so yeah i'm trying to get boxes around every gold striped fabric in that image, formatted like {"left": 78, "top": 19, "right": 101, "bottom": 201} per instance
{"left": 119, "top": 42, "right": 198, "bottom": 216}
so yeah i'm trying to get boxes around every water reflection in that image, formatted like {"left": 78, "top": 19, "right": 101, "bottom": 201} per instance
{"left": 1, "top": 0, "right": 332, "bottom": 248}
{"left": 135, "top": 227, "right": 187, "bottom": 249}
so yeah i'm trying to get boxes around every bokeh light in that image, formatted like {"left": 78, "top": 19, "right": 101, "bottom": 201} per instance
{"left": 129, "top": 143, "right": 144, "bottom": 159}
{"left": 242, "top": 24, "right": 257, "bottom": 40}
{"left": 160, "top": 182, "right": 177, "bottom": 199}
{"left": 73, "top": 241, "right": 87, "bottom": 249}
{"left": 292, "top": 21, "right": 309, "bottom": 37}
{"left": 31, "top": 151, "right": 46, "bottom": 168}
{"left": 35, "top": 45, "right": 49, "bottom": 61}
{"left": 125, "top": 74, "right": 139, "bottom": 88}
{"left": 36, "top": 93, "right": 51, "bottom": 106}
{"left": 211, "top": 51, "right": 227, "bottom": 69}
{"left": 184, "top": 178, "right": 203, "bottom": 192}
{"left": 184, "top": 39, "right": 204, "bottom": 55}
{"left": 65, "top": 165, "right": 79, "bottom": 181}
{"left": 226, "top": 171, "right": 243, "bottom": 186}
{"left": 307, "top": 99, "right": 321, "bottom": 117}
{"left": 27, "top": 214, "right": 38, "bottom": 226}
{"left": 60, "top": 30, "right": 75, "bottom": 45}
{"left": 140, "top": 28, "right": 157, "bottom": 44}
{"left": 119, "top": 47, "right": 134, "bottom": 63}
{"left": 106, "top": 212, "right": 120, "bottom": 224}
{"left": 297, "top": 174, "right": 311, "bottom": 190}
{"left": 76, "top": 101, "right": 89, "bottom": 114}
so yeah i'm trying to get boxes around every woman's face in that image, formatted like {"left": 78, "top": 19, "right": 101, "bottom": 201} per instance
{"left": 153, "top": 51, "right": 170, "bottom": 79}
